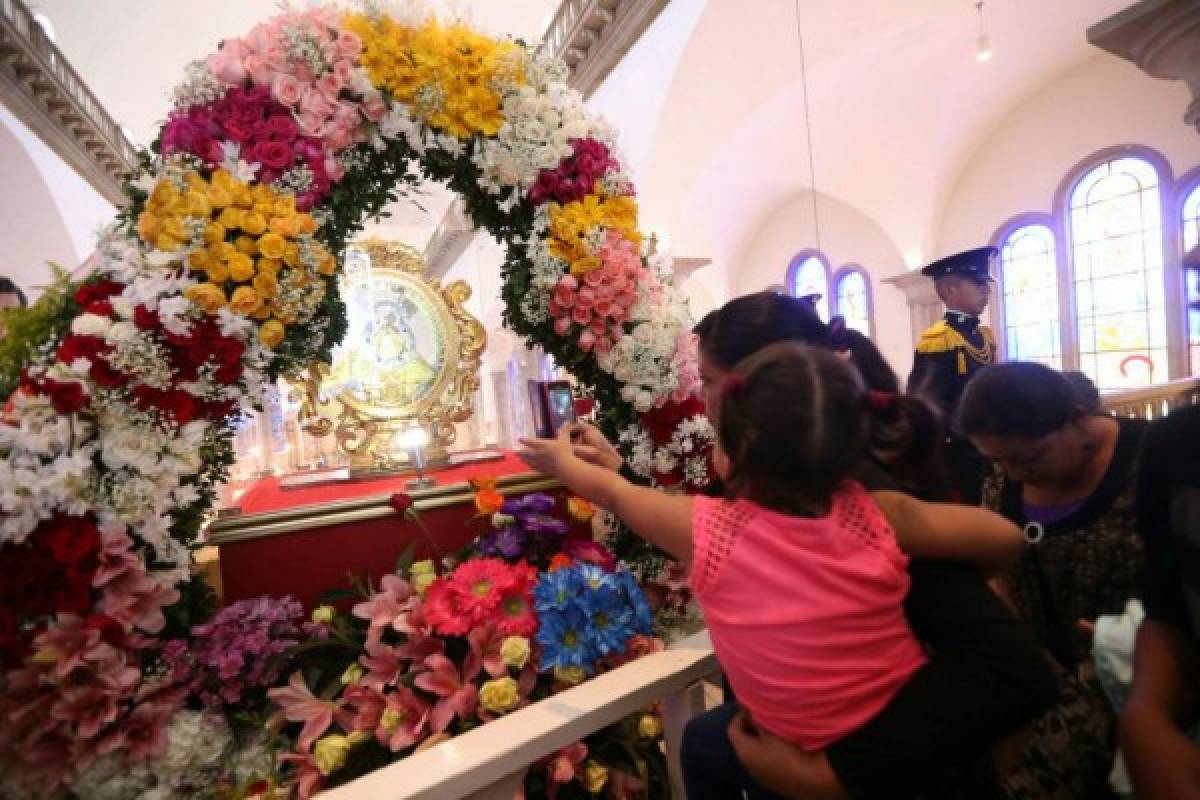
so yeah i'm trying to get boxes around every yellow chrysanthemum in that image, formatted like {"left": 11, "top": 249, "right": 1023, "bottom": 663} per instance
{"left": 548, "top": 192, "right": 641, "bottom": 270}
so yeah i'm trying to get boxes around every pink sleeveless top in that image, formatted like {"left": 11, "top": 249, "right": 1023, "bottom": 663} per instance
{"left": 691, "top": 482, "right": 927, "bottom": 750}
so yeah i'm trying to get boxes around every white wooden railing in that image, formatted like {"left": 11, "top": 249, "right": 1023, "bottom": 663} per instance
{"left": 321, "top": 631, "right": 720, "bottom": 800}
{"left": 1102, "top": 376, "right": 1200, "bottom": 420}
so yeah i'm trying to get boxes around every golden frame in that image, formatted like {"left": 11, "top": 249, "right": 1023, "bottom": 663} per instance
{"left": 291, "top": 239, "right": 486, "bottom": 471}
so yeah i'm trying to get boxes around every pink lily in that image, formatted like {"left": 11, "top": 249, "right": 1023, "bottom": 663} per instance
{"left": 468, "top": 622, "right": 509, "bottom": 678}
{"left": 413, "top": 653, "right": 480, "bottom": 733}
{"left": 267, "top": 671, "right": 339, "bottom": 751}
{"left": 546, "top": 741, "right": 588, "bottom": 799}
{"left": 359, "top": 643, "right": 407, "bottom": 691}
{"left": 279, "top": 750, "right": 323, "bottom": 800}
{"left": 377, "top": 687, "right": 431, "bottom": 752}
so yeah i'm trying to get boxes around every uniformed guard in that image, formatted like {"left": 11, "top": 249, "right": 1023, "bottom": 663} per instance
{"left": 907, "top": 246, "right": 998, "bottom": 503}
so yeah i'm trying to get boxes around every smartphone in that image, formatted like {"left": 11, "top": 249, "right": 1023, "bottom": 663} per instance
{"left": 528, "top": 380, "right": 577, "bottom": 438}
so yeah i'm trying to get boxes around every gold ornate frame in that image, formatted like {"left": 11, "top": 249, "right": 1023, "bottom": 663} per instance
{"left": 291, "top": 239, "right": 486, "bottom": 471}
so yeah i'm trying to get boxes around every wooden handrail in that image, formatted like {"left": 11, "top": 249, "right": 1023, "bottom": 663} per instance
{"left": 1102, "top": 376, "right": 1200, "bottom": 420}
{"left": 321, "top": 631, "right": 719, "bottom": 800}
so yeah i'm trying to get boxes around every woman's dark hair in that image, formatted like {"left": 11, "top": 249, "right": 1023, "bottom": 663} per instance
{"left": 693, "top": 291, "right": 899, "bottom": 392}
{"left": 1063, "top": 370, "right": 1101, "bottom": 413}
{"left": 958, "top": 362, "right": 1084, "bottom": 440}
{"left": 716, "top": 342, "right": 941, "bottom": 511}
{"left": 0, "top": 277, "right": 26, "bottom": 307}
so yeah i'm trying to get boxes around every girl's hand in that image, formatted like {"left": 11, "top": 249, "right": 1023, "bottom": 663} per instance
{"left": 517, "top": 425, "right": 576, "bottom": 478}
{"left": 727, "top": 710, "right": 848, "bottom": 800}
{"left": 566, "top": 422, "right": 624, "bottom": 472}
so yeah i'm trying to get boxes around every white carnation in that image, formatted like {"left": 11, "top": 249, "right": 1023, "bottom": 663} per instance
{"left": 72, "top": 313, "right": 113, "bottom": 337}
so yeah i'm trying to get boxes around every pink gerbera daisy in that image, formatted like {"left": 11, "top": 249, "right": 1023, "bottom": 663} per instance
{"left": 447, "top": 559, "right": 512, "bottom": 622}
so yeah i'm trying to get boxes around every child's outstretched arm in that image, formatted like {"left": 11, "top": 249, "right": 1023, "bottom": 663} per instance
{"left": 871, "top": 490, "right": 1023, "bottom": 573}
{"left": 518, "top": 427, "right": 694, "bottom": 563}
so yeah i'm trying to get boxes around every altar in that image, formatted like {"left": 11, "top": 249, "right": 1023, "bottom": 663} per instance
{"left": 207, "top": 452, "right": 563, "bottom": 609}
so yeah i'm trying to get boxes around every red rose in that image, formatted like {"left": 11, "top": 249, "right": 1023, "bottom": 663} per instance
{"left": 266, "top": 114, "right": 299, "bottom": 142}
{"left": 74, "top": 280, "right": 124, "bottom": 308}
{"left": 164, "top": 389, "right": 197, "bottom": 423}
{"left": 222, "top": 119, "right": 255, "bottom": 144}
{"left": 196, "top": 137, "right": 226, "bottom": 165}
{"left": 42, "top": 379, "right": 87, "bottom": 414}
{"left": 38, "top": 513, "right": 101, "bottom": 566}
{"left": 57, "top": 334, "right": 108, "bottom": 365}
{"left": 85, "top": 300, "right": 114, "bottom": 317}
{"left": 390, "top": 493, "right": 415, "bottom": 514}
{"left": 252, "top": 140, "right": 293, "bottom": 170}
{"left": 573, "top": 397, "right": 595, "bottom": 417}
{"left": 134, "top": 304, "right": 160, "bottom": 331}
{"left": 90, "top": 358, "right": 126, "bottom": 389}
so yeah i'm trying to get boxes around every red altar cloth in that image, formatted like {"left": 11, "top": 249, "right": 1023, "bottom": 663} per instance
{"left": 234, "top": 451, "right": 530, "bottom": 515}
{"left": 209, "top": 452, "right": 567, "bottom": 609}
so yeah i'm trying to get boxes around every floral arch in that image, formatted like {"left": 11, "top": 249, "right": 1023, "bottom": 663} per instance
{"left": 0, "top": 5, "right": 709, "bottom": 796}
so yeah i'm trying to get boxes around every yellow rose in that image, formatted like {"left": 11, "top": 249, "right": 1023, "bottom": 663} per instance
{"left": 209, "top": 241, "right": 236, "bottom": 262}
{"left": 217, "top": 207, "right": 244, "bottom": 230}
{"left": 252, "top": 305, "right": 272, "bottom": 320}
{"left": 211, "top": 168, "right": 236, "bottom": 191}
{"left": 311, "top": 605, "right": 335, "bottom": 624}
{"left": 149, "top": 181, "right": 179, "bottom": 210}
{"left": 341, "top": 663, "right": 364, "bottom": 685}
{"left": 313, "top": 734, "right": 352, "bottom": 776}
{"left": 259, "top": 319, "right": 286, "bottom": 349}
{"left": 136, "top": 211, "right": 161, "bottom": 242}
{"left": 409, "top": 559, "right": 437, "bottom": 595}
{"left": 282, "top": 243, "right": 300, "bottom": 267}
{"left": 203, "top": 221, "right": 226, "bottom": 245}
{"left": 162, "top": 216, "right": 187, "bottom": 241}
{"left": 185, "top": 283, "right": 227, "bottom": 314}
{"left": 155, "top": 232, "right": 185, "bottom": 252}
{"left": 269, "top": 215, "right": 301, "bottom": 238}
{"left": 553, "top": 665, "right": 586, "bottom": 686}
{"left": 184, "top": 189, "right": 211, "bottom": 217}
{"left": 297, "top": 213, "right": 317, "bottom": 234}
{"left": 569, "top": 255, "right": 602, "bottom": 277}
{"left": 207, "top": 184, "right": 233, "bottom": 209}
{"left": 235, "top": 235, "right": 259, "bottom": 256}
{"left": 257, "top": 232, "right": 286, "bottom": 260}
{"left": 581, "top": 761, "right": 609, "bottom": 794}
{"left": 252, "top": 272, "right": 279, "bottom": 299}
{"left": 478, "top": 677, "right": 521, "bottom": 714}
{"left": 233, "top": 185, "right": 255, "bottom": 209}
{"left": 256, "top": 257, "right": 282, "bottom": 275}
{"left": 227, "top": 252, "right": 256, "bottom": 282}
{"left": 205, "top": 259, "right": 230, "bottom": 284}
{"left": 273, "top": 196, "right": 297, "bottom": 216}
{"left": 499, "top": 637, "right": 530, "bottom": 670}
{"left": 317, "top": 252, "right": 337, "bottom": 276}
{"left": 637, "top": 713, "right": 663, "bottom": 739}
{"left": 241, "top": 211, "right": 267, "bottom": 236}
{"left": 187, "top": 249, "right": 212, "bottom": 273}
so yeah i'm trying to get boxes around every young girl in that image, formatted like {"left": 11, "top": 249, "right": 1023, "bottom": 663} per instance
{"left": 519, "top": 343, "right": 1027, "bottom": 775}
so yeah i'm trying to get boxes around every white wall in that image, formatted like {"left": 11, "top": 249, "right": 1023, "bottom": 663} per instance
{"left": 733, "top": 191, "right": 914, "bottom": 377}
{"left": 0, "top": 108, "right": 113, "bottom": 298}
{"left": 938, "top": 54, "right": 1197, "bottom": 255}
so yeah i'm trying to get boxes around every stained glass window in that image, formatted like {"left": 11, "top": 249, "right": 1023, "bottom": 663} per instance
{"left": 1183, "top": 183, "right": 1200, "bottom": 372}
{"left": 833, "top": 268, "right": 872, "bottom": 335}
{"left": 999, "top": 224, "right": 1061, "bottom": 368}
{"left": 1069, "top": 157, "right": 1167, "bottom": 390}
{"left": 788, "top": 253, "right": 830, "bottom": 321}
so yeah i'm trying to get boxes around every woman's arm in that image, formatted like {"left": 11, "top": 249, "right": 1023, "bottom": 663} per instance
{"left": 518, "top": 428, "right": 693, "bottom": 563}
{"left": 872, "top": 490, "right": 1023, "bottom": 573}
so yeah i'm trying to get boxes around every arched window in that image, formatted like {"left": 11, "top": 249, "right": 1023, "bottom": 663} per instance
{"left": 786, "top": 251, "right": 830, "bottom": 321}
{"left": 998, "top": 223, "right": 1061, "bottom": 368}
{"left": 832, "top": 266, "right": 872, "bottom": 336}
{"left": 1183, "top": 182, "right": 1200, "bottom": 371}
{"left": 1068, "top": 156, "right": 1167, "bottom": 390}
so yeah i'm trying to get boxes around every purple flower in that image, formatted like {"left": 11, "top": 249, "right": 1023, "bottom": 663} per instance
{"left": 478, "top": 526, "right": 527, "bottom": 559}
{"left": 502, "top": 493, "right": 555, "bottom": 516}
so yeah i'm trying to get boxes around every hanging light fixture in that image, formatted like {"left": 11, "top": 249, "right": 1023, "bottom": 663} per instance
{"left": 975, "top": 1, "right": 993, "bottom": 63}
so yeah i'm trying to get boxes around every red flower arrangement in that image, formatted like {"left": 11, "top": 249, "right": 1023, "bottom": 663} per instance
{"left": 423, "top": 558, "right": 538, "bottom": 638}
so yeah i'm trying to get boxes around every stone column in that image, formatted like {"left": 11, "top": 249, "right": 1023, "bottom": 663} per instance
{"left": 883, "top": 270, "right": 943, "bottom": 345}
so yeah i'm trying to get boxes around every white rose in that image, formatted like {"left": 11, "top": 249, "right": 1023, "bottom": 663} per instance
{"left": 539, "top": 108, "right": 562, "bottom": 130}
{"left": 535, "top": 145, "right": 560, "bottom": 168}
{"left": 102, "top": 428, "right": 160, "bottom": 472}
{"left": 562, "top": 119, "right": 589, "bottom": 140}
{"left": 516, "top": 95, "right": 540, "bottom": 116}
{"left": 110, "top": 297, "right": 135, "bottom": 320}
{"left": 105, "top": 321, "right": 138, "bottom": 345}
{"left": 71, "top": 313, "right": 113, "bottom": 338}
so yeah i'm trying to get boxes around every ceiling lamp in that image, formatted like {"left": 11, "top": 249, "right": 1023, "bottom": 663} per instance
{"left": 975, "top": 1, "right": 993, "bottom": 62}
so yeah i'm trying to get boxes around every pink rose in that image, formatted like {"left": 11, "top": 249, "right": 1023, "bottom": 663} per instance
{"left": 362, "top": 91, "right": 387, "bottom": 122}
{"left": 549, "top": 300, "right": 562, "bottom": 317}
{"left": 593, "top": 300, "right": 613, "bottom": 318}
{"left": 324, "top": 155, "right": 345, "bottom": 183}
{"left": 271, "top": 74, "right": 304, "bottom": 108}
{"left": 263, "top": 44, "right": 289, "bottom": 71}
{"left": 247, "top": 24, "right": 274, "bottom": 54}
{"left": 207, "top": 50, "right": 246, "bottom": 86}
{"left": 576, "top": 287, "right": 596, "bottom": 310}
{"left": 336, "top": 30, "right": 363, "bottom": 58}
{"left": 553, "top": 317, "right": 571, "bottom": 336}
{"left": 557, "top": 274, "right": 579, "bottom": 291}
{"left": 244, "top": 55, "right": 274, "bottom": 88}
{"left": 572, "top": 306, "right": 592, "bottom": 326}
{"left": 299, "top": 88, "right": 334, "bottom": 119}
{"left": 583, "top": 269, "right": 604, "bottom": 288}
{"left": 590, "top": 318, "right": 607, "bottom": 336}
{"left": 593, "top": 335, "right": 612, "bottom": 355}
{"left": 578, "top": 330, "right": 596, "bottom": 352}
{"left": 595, "top": 284, "right": 615, "bottom": 302}
{"left": 617, "top": 290, "right": 638, "bottom": 308}
{"left": 324, "top": 124, "right": 353, "bottom": 151}
{"left": 333, "top": 101, "right": 360, "bottom": 128}
{"left": 317, "top": 72, "right": 343, "bottom": 103}
{"left": 552, "top": 285, "right": 576, "bottom": 309}
{"left": 333, "top": 59, "right": 357, "bottom": 85}
{"left": 297, "top": 111, "right": 325, "bottom": 137}
{"left": 611, "top": 321, "right": 625, "bottom": 337}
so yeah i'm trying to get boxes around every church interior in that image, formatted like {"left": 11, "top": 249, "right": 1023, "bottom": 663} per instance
{"left": 1, "top": 0, "right": 1198, "bottom": 797}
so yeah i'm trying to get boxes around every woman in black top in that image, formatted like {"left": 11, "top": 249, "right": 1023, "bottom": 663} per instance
{"left": 959, "top": 362, "right": 1149, "bottom": 799}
